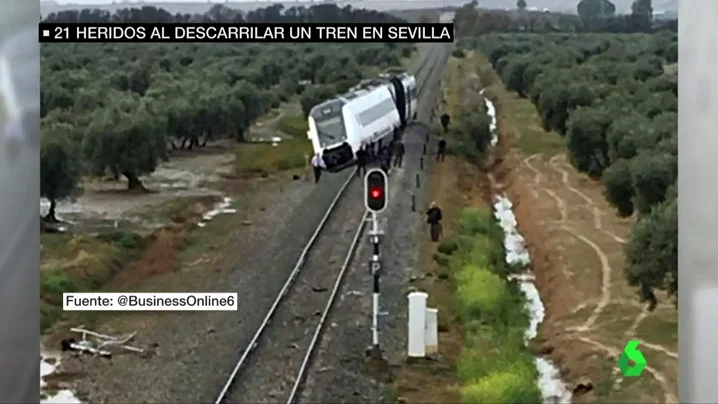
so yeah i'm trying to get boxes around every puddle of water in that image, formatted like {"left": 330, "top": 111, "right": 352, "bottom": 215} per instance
{"left": 483, "top": 91, "right": 571, "bottom": 403}
{"left": 197, "top": 197, "right": 237, "bottom": 228}
{"left": 247, "top": 135, "right": 286, "bottom": 145}
{"left": 38, "top": 152, "right": 233, "bottom": 227}
{"left": 41, "top": 350, "right": 81, "bottom": 404}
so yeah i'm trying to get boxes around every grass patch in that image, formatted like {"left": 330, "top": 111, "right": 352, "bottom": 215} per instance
{"left": 276, "top": 114, "right": 309, "bottom": 137}
{"left": 40, "top": 231, "right": 148, "bottom": 332}
{"left": 498, "top": 92, "right": 565, "bottom": 156}
{"left": 441, "top": 207, "right": 541, "bottom": 404}
{"left": 635, "top": 315, "right": 677, "bottom": 349}
{"left": 446, "top": 142, "right": 479, "bottom": 159}
{"left": 235, "top": 136, "right": 312, "bottom": 175}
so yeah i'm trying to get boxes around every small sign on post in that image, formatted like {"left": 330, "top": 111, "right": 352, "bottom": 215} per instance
{"left": 369, "top": 260, "right": 382, "bottom": 276}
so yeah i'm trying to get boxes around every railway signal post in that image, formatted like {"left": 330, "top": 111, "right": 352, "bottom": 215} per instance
{"left": 364, "top": 169, "right": 387, "bottom": 362}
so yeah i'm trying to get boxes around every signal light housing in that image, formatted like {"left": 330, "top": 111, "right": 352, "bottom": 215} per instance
{"left": 365, "top": 168, "right": 388, "bottom": 212}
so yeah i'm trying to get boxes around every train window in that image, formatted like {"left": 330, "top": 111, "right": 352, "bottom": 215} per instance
{"left": 315, "top": 115, "right": 346, "bottom": 147}
{"left": 358, "top": 99, "right": 395, "bottom": 126}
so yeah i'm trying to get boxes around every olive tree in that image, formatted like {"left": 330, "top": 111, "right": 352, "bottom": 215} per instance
{"left": 40, "top": 121, "right": 83, "bottom": 222}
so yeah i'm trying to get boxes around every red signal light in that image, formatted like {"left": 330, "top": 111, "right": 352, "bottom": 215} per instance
{"left": 365, "top": 169, "right": 387, "bottom": 212}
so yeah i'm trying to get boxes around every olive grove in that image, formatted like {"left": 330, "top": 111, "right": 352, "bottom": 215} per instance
{"left": 460, "top": 31, "right": 677, "bottom": 308}
{"left": 40, "top": 4, "right": 414, "bottom": 221}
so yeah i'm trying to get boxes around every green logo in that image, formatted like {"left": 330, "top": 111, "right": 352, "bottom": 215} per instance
{"left": 617, "top": 340, "right": 647, "bottom": 376}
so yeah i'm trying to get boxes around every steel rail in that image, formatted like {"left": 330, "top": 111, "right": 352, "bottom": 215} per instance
{"left": 214, "top": 169, "right": 356, "bottom": 404}
{"left": 284, "top": 210, "right": 369, "bottom": 404}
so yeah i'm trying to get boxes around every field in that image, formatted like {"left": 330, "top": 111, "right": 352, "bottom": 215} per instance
{"left": 461, "top": 32, "right": 678, "bottom": 402}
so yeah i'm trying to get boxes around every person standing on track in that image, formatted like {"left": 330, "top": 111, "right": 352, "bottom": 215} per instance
{"left": 304, "top": 153, "right": 312, "bottom": 181}
{"left": 379, "top": 147, "right": 391, "bottom": 175}
{"left": 437, "top": 137, "right": 447, "bottom": 162}
{"left": 426, "top": 202, "right": 443, "bottom": 242}
{"left": 311, "top": 153, "right": 325, "bottom": 183}
{"left": 355, "top": 146, "right": 367, "bottom": 177}
{"left": 393, "top": 140, "right": 405, "bottom": 168}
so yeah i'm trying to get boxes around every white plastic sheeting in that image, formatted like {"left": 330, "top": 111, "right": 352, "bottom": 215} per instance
{"left": 198, "top": 197, "right": 237, "bottom": 227}
{"left": 41, "top": 350, "right": 81, "bottom": 404}
{"left": 480, "top": 89, "right": 498, "bottom": 147}
{"left": 484, "top": 92, "right": 572, "bottom": 403}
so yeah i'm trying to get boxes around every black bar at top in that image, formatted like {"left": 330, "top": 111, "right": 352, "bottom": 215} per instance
{"left": 38, "top": 22, "right": 455, "bottom": 43}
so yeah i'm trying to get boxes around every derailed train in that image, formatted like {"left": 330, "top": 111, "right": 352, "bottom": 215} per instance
{"left": 307, "top": 72, "right": 418, "bottom": 172}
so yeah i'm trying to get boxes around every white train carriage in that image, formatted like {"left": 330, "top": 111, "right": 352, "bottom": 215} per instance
{"left": 308, "top": 79, "right": 401, "bottom": 172}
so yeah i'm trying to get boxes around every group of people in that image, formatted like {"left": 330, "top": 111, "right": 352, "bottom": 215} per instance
{"left": 354, "top": 136, "right": 406, "bottom": 177}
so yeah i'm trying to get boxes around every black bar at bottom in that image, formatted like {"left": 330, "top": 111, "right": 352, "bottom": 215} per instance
{"left": 38, "top": 22, "right": 455, "bottom": 43}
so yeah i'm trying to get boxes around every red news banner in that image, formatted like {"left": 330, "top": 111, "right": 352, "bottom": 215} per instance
{"left": 39, "top": 22, "right": 455, "bottom": 43}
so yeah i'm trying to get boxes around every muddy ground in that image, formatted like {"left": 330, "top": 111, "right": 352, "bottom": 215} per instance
{"left": 41, "top": 42, "right": 450, "bottom": 403}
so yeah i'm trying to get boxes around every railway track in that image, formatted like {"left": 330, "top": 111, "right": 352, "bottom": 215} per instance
{"left": 214, "top": 45, "right": 449, "bottom": 404}
{"left": 214, "top": 170, "right": 367, "bottom": 404}
{"left": 414, "top": 44, "right": 449, "bottom": 124}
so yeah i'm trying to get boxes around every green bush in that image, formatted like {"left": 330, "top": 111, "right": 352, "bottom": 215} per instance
{"left": 460, "top": 370, "right": 542, "bottom": 403}
{"left": 464, "top": 235, "right": 507, "bottom": 273}
{"left": 457, "top": 337, "right": 536, "bottom": 382}
{"left": 446, "top": 143, "right": 478, "bottom": 159}
{"left": 441, "top": 207, "right": 540, "bottom": 403}
{"left": 457, "top": 208, "right": 500, "bottom": 238}
{"left": 456, "top": 265, "right": 508, "bottom": 324}
{"left": 433, "top": 252, "right": 451, "bottom": 267}
{"left": 276, "top": 115, "right": 309, "bottom": 138}
{"left": 437, "top": 239, "right": 459, "bottom": 255}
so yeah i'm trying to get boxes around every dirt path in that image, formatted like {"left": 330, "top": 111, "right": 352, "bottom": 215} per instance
{"left": 515, "top": 150, "right": 678, "bottom": 402}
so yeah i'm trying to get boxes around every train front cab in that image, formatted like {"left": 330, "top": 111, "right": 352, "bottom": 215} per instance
{"left": 309, "top": 99, "right": 356, "bottom": 173}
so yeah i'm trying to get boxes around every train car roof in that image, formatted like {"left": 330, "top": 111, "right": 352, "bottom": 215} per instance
{"left": 342, "top": 79, "right": 391, "bottom": 100}
{"left": 309, "top": 72, "right": 412, "bottom": 118}
{"left": 309, "top": 98, "right": 346, "bottom": 118}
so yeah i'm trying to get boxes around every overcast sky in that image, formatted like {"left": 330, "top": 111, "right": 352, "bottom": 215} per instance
{"left": 46, "top": 0, "right": 413, "bottom": 3}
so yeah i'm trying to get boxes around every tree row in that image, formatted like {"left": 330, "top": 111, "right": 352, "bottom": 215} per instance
{"left": 464, "top": 32, "right": 677, "bottom": 308}
{"left": 453, "top": 0, "right": 675, "bottom": 35}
